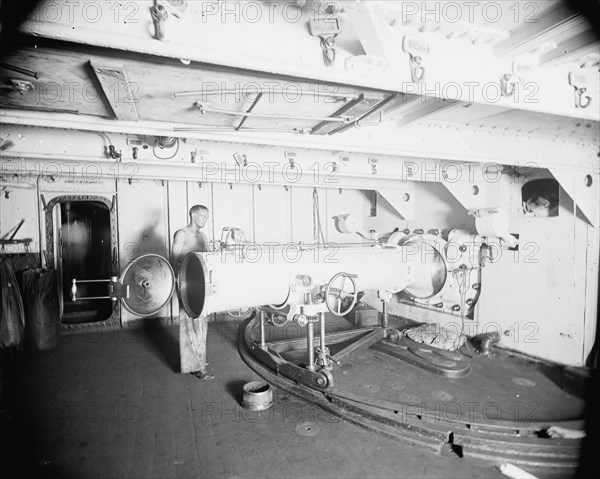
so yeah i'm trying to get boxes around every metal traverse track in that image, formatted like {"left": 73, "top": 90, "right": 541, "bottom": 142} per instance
{"left": 238, "top": 317, "right": 584, "bottom": 470}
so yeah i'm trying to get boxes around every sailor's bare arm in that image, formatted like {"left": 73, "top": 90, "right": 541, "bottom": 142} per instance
{"left": 172, "top": 229, "right": 187, "bottom": 267}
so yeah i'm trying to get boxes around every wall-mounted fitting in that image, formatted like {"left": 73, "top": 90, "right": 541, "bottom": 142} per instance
{"left": 500, "top": 73, "right": 520, "bottom": 97}
{"left": 285, "top": 151, "right": 297, "bottom": 169}
{"left": 156, "top": 136, "right": 177, "bottom": 149}
{"left": 132, "top": 147, "right": 139, "bottom": 159}
{"left": 336, "top": 214, "right": 379, "bottom": 241}
{"left": 108, "top": 145, "right": 122, "bottom": 161}
{"left": 309, "top": 11, "right": 342, "bottom": 66}
{"left": 233, "top": 152, "right": 247, "bottom": 167}
{"left": 470, "top": 208, "right": 518, "bottom": 249}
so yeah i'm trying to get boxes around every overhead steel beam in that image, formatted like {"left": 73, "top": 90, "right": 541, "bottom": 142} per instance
{"left": 539, "top": 33, "right": 599, "bottom": 67}
{"left": 13, "top": 2, "right": 599, "bottom": 120}
{"left": 494, "top": 4, "right": 590, "bottom": 59}
{"left": 342, "top": 1, "right": 397, "bottom": 62}
{"left": 393, "top": 97, "right": 460, "bottom": 128}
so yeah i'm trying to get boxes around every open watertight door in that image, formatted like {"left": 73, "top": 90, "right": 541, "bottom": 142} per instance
{"left": 71, "top": 254, "right": 175, "bottom": 318}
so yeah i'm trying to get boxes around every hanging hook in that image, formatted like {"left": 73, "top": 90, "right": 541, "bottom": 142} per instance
{"left": 500, "top": 74, "right": 519, "bottom": 97}
{"left": 402, "top": 36, "right": 429, "bottom": 84}
{"left": 150, "top": 1, "right": 168, "bottom": 41}
{"left": 574, "top": 87, "right": 592, "bottom": 109}
{"left": 409, "top": 55, "right": 426, "bottom": 83}
{"left": 320, "top": 36, "right": 337, "bottom": 66}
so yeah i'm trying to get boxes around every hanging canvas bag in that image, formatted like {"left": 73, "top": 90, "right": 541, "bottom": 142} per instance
{"left": 0, "top": 258, "right": 26, "bottom": 349}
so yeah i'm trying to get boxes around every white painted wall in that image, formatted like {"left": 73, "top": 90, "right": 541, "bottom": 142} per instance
{"left": 0, "top": 124, "right": 597, "bottom": 366}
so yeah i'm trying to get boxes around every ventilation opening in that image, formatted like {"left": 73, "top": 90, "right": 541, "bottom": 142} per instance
{"left": 59, "top": 200, "right": 113, "bottom": 324}
{"left": 521, "top": 179, "right": 559, "bottom": 217}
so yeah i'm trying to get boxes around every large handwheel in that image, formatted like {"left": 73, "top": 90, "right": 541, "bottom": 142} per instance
{"left": 325, "top": 272, "right": 358, "bottom": 317}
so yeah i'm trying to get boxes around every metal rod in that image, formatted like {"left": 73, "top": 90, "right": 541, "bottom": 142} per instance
{"left": 306, "top": 322, "right": 316, "bottom": 371}
{"left": 73, "top": 295, "right": 112, "bottom": 301}
{"left": 331, "top": 329, "right": 386, "bottom": 364}
{"left": 259, "top": 310, "right": 266, "bottom": 350}
{"left": 319, "top": 312, "right": 326, "bottom": 352}
{"left": 0, "top": 104, "right": 79, "bottom": 115}
{"left": 0, "top": 238, "right": 32, "bottom": 245}
{"left": 267, "top": 327, "right": 375, "bottom": 353}
{"left": 173, "top": 126, "right": 311, "bottom": 134}
{"left": 175, "top": 88, "right": 359, "bottom": 101}
{"left": 0, "top": 62, "right": 39, "bottom": 79}
{"left": 3, "top": 219, "right": 25, "bottom": 241}
{"left": 236, "top": 92, "right": 263, "bottom": 131}
{"left": 74, "top": 279, "right": 111, "bottom": 283}
{"left": 382, "top": 301, "right": 388, "bottom": 329}
{"left": 195, "top": 102, "right": 351, "bottom": 123}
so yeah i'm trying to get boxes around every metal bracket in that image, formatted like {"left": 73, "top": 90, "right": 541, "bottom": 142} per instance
{"left": 207, "top": 281, "right": 218, "bottom": 295}
{"left": 309, "top": 15, "right": 342, "bottom": 67}
{"left": 108, "top": 280, "right": 130, "bottom": 299}
{"left": 71, "top": 277, "right": 129, "bottom": 302}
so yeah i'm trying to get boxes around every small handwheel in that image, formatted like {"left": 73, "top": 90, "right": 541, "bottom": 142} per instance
{"left": 267, "top": 313, "right": 289, "bottom": 327}
{"left": 226, "top": 307, "right": 253, "bottom": 319}
{"left": 325, "top": 272, "right": 358, "bottom": 317}
{"left": 315, "top": 369, "right": 334, "bottom": 389}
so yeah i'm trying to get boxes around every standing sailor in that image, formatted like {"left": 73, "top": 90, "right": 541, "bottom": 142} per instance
{"left": 172, "top": 204, "right": 214, "bottom": 380}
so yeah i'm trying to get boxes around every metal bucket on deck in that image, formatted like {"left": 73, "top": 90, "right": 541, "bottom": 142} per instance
{"left": 242, "top": 381, "right": 273, "bottom": 411}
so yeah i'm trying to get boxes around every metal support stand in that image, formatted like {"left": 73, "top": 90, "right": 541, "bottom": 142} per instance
{"left": 381, "top": 300, "right": 389, "bottom": 338}
{"left": 315, "top": 312, "right": 331, "bottom": 370}
{"left": 306, "top": 322, "right": 316, "bottom": 371}
{"left": 259, "top": 310, "right": 267, "bottom": 350}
